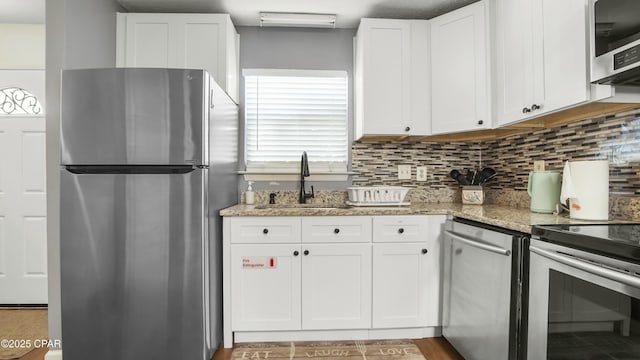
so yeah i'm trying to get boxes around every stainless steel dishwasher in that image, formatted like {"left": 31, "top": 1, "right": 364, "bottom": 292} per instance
{"left": 442, "top": 218, "right": 530, "bottom": 360}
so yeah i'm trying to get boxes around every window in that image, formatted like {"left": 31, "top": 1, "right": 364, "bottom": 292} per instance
{"left": 244, "top": 69, "right": 348, "bottom": 174}
{"left": 0, "top": 87, "right": 43, "bottom": 115}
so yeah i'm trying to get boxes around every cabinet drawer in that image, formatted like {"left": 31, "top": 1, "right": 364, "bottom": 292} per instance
{"left": 301, "top": 216, "right": 371, "bottom": 243}
{"left": 230, "top": 217, "right": 301, "bottom": 244}
{"left": 372, "top": 216, "right": 429, "bottom": 243}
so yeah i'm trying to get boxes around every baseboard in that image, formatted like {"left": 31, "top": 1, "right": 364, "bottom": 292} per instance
{"left": 45, "top": 349, "right": 62, "bottom": 360}
{"left": 234, "top": 327, "right": 441, "bottom": 344}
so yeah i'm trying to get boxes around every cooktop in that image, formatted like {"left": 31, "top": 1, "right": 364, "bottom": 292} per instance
{"left": 531, "top": 224, "right": 640, "bottom": 264}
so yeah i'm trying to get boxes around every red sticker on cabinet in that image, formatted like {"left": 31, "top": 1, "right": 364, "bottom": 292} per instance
{"left": 242, "top": 257, "right": 277, "bottom": 269}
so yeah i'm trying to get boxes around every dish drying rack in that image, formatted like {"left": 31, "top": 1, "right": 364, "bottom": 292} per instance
{"left": 346, "top": 186, "right": 411, "bottom": 206}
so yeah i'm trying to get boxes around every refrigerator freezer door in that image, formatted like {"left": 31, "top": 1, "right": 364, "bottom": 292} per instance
{"left": 61, "top": 68, "right": 208, "bottom": 165}
{"left": 60, "top": 168, "right": 211, "bottom": 360}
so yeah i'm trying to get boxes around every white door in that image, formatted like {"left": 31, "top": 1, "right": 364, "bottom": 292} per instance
{"left": 0, "top": 71, "right": 47, "bottom": 304}
{"left": 431, "top": 1, "right": 490, "bottom": 134}
{"left": 301, "top": 243, "right": 372, "bottom": 329}
{"left": 495, "top": 0, "right": 536, "bottom": 126}
{"left": 120, "top": 13, "right": 175, "bottom": 68}
{"left": 537, "top": 0, "right": 589, "bottom": 115}
{"left": 231, "top": 244, "right": 302, "bottom": 331}
{"left": 357, "top": 19, "right": 412, "bottom": 135}
{"left": 372, "top": 243, "right": 432, "bottom": 328}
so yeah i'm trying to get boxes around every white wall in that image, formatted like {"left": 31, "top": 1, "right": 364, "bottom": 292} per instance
{"left": 236, "top": 26, "right": 356, "bottom": 191}
{"left": 0, "top": 24, "right": 45, "bottom": 69}
{"left": 45, "top": 0, "right": 122, "bottom": 349}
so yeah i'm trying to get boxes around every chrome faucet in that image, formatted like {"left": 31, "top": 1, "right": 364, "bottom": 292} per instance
{"left": 299, "top": 151, "right": 314, "bottom": 204}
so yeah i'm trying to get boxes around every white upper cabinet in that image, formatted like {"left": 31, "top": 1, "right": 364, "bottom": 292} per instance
{"left": 494, "top": 0, "right": 589, "bottom": 126}
{"left": 116, "top": 13, "right": 239, "bottom": 103}
{"left": 430, "top": 0, "right": 491, "bottom": 134}
{"left": 355, "top": 19, "right": 430, "bottom": 139}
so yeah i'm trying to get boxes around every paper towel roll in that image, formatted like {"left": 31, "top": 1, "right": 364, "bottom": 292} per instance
{"left": 561, "top": 160, "right": 609, "bottom": 220}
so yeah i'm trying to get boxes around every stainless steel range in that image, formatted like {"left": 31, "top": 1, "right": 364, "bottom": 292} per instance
{"left": 529, "top": 224, "right": 640, "bottom": 360}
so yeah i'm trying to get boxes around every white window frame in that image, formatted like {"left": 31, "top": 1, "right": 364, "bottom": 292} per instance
{"left": 242, "top": 68, "right": 350, "bottom": 181}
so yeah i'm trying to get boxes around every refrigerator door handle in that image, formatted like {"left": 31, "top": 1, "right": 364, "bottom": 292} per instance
{"left": 64, "top": 165, "right": 198, "bottom": 174}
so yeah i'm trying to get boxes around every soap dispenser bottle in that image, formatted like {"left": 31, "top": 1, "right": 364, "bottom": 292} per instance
{"left": 245, "top": 181, "right": 255, "bottom": 205}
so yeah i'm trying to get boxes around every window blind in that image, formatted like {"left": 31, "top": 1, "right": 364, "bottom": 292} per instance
{"left": 244, "top": 70, "right": 348, "bottom": 169}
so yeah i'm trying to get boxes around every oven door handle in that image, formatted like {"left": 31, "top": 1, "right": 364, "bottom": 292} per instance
{"left": 530, "top": 246, "right": 640, "bottom": 288}
{"left": 445, "top": 230, "right": 511, "bottom": 256}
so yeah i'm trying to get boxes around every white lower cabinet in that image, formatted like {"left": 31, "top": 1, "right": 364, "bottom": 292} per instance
{"left": 372, "top": 243, "right": 433, "bottom": 328}
{"left": 372, "top": 215, "right": 445, "bottom": 328}
{"left": 224, "top": 215, "right": 443, "bottom": 346}
{"left": 302, "top": 244, "right": 372, "bottom": 329}
{"left": 231, "top": 244, "right": 301, "bottom": 331}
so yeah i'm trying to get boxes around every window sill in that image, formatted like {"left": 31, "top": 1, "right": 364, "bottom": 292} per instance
{"left": 239, "top": 170, "right": 357, "bottom": 182}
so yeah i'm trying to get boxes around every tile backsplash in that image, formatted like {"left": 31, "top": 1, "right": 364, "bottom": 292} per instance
{"left": 485, "top": 109, "right": 640, "bottom": 195}
{"left": 352, "top": 108, "right": 640, "bottom": 196}
{"left": 241, "top": 108, "right": 640, "bottom": 219}
{"left": 352, "top": 141, "right": 486, "bottom": 189}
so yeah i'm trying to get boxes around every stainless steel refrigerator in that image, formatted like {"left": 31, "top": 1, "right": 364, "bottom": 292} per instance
{"left": 59, "top": 68, "right": 238, "bottom": 360}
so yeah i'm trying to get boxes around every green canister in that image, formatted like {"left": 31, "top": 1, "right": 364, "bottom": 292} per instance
{"left": 527, "top": 171, "right": 562, "bottom": 213}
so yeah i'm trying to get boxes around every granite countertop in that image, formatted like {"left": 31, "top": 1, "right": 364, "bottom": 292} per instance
{"left": 220, "top": 203, "right": 619, "bottom": 234}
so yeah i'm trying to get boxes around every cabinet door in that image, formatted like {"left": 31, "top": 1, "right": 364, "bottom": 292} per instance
{"left": 120, "top": 14, "right": 176, "bottom": 68}
{"left": 431, "top": 1, "right": 490, "bottom": 134}
{"left": 535, "top": 0, "right": 589, "bottom": 115}
{"left": 301, "top": 244, "right": 372, "bottom": 329}
{"left": 231, "top": 244, "right": 301, "bottom": 331}
{"left": 495, "top": 0, "right": 536, "bottom": 126}
{"left": 409, "top": 20, "right": 431, "bottom": 136}
{"left": 117, "top": 13, "right": 239, "bottom": 103}
{"left": 372, "top": 243, "right": 435, "bottom": 328}
{"left": 357, "top": 19, "right": 412, "bottom": 136}
{"left": 179, "top": 18, "right": 223, "bottom": 85}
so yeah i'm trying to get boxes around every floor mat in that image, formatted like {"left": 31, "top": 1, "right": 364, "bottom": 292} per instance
{"left": 231, "top": 339, "right": 426, "bottom": 359}
{"left": 0, "top": 309, "right": 47, "bottom": 360}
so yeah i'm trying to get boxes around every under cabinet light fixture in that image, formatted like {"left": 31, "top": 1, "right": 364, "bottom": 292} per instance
{"left": 259, "top": 12, "right": 336, "bottom": 28}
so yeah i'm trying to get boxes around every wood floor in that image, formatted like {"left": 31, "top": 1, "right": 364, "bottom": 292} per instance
{"left": 213, "top": 338, "right": 464, "bottom": 360}
{"left": 19, "top": 347, "right": 47, "bottom": 360}
{"left": 20, "top": 338, "right": 463, "bottom": 360}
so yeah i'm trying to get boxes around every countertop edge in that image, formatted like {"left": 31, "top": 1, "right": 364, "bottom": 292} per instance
{"left": 219, "top": 203, "right": 591, "bottom": 234}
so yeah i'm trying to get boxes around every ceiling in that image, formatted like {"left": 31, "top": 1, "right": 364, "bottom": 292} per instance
{"left": 117, "top": 0, "right": 479, "bottom": 28}
{"left": 0, "top": 0, "right": 45, "bottom": 23}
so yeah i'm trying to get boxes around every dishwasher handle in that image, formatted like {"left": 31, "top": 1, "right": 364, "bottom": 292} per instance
{"left": 445, "top": 230, "right": 511, "bottom": 256}
{"left": 531, "top": 245, "right": 640, "bottom": 289}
